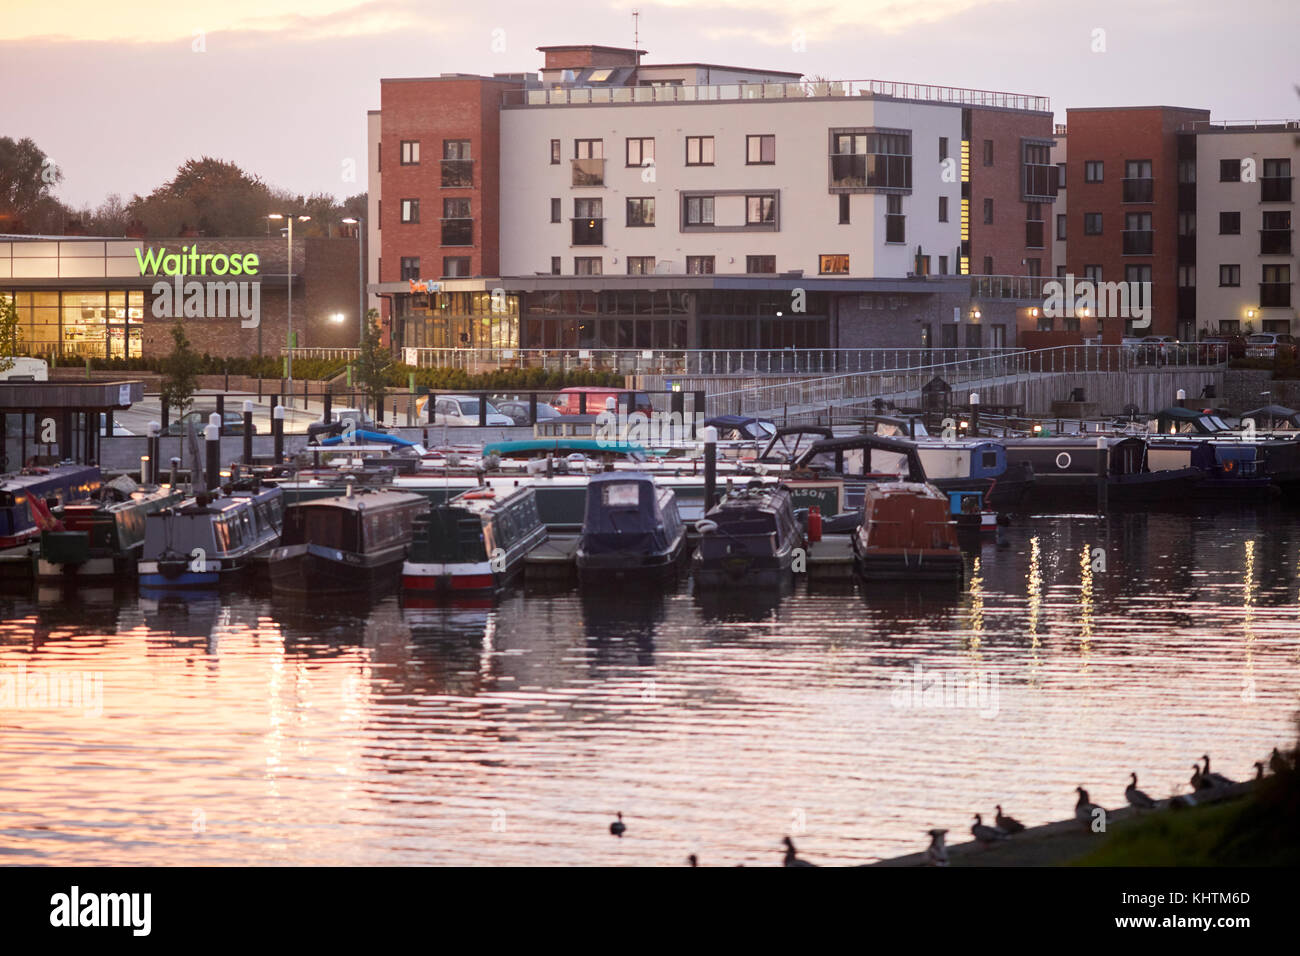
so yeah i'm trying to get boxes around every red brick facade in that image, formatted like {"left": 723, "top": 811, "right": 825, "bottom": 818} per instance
{"left": 1064, "top": 106, "right": 1209, "bottom": 337}
{"left": 967, "top": 107, "right": 1058, "bottom": 278}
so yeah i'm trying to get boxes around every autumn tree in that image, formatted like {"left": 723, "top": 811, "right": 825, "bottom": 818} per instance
{"left": 353, "top": 309, "right": 390, "bottom": 417}
{"left": 159, "top": 320, "right": 201, "bottom": 421}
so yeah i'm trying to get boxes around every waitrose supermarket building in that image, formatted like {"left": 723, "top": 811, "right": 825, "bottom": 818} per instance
{"left": 0, "top": 235, "right": 361, "bottom": 360}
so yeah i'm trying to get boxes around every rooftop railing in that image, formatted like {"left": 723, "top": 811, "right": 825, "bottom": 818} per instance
{"left": 503, "top": 78, "right": 1049, "bottom": 112}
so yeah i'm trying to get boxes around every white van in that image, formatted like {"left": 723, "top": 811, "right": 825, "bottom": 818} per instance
{"left": 0, "top": 357, "right": 50, "bottom": 381}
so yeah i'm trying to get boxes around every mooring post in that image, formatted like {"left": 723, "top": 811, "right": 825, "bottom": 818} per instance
{"left": 242, "top": 400, "right": 254, "bottom": 465}
{"left": 272, "top": 404, "right": 285, "bottom": 462}
{"left": 702, "top": 425, "right": 718, "bottom": 512}
{"left": 1096, "top": 436, "right": 1108, "bottom": 514}
{"left": 205, "top": 418, "right": 221, "bottom": 493}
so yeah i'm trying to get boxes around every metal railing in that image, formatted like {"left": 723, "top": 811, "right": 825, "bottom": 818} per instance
{"left": 704, "top": 344, "right": 1228, "bottom": 419}
{"left": 504, "top": 79, "right": 1049, "bottom": 113}
{"left": 970, "top": 275, "right": 1049, "bottom": 299}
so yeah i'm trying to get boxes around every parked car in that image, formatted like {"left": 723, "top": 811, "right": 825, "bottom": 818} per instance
{"left": 551, "top": 387, "right": 654, "bottom": 416}
{"left": 98, "top": 413, "right": 133, "bottom": 436}
{"left": 494, "top": 400, "right": 563, "bottom": 427}
{"left": 431, "top": 394, "right": 513, "bottom": 427}
{"left": 307, "top": 406, "right": 381, "bottom": 439}
{"left": 163, "top": 410, "right": 255, "bottom": 436}
{"left": 1136, "top": 335, "right": 1181, "bottom": 365}
{"left": 1245, "top": 333, "right": 1299, "bottom": 361}
{"left": 1197, "top": 334, "right": 1246, "bottom": 362}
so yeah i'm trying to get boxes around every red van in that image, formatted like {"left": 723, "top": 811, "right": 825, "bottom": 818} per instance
{"left": 550, "top": 387, "right": 654, "bottom": 416}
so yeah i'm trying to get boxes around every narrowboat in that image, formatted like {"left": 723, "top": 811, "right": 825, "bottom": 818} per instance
{"left": 267, "top": 487, "right": 427, "bottom": 595}
{"left": 692, "top": 480, "right": 805, "bottom": 589}
{"left": 0, "top": 464, "right": 102, "bottom": 549}
{"left": 38, "top": 482, "right": 186, "bottom": 579}
{"left": 853, "top": 482, "right": 965, "bottom": 583}
{"left": 1001, "top": 436, "right": 1204, "bottom": 509}
{"left": 402, "top": 484, "right": 548, "bottom": 599}
{"left": 576, "top": 472, "right": 687, "bottom": 579}
{"left": 946, "top": 489, "right": 1000, "bottom": 536}
{"left": 139, "top": 484, "right": 284, "bottom": 589}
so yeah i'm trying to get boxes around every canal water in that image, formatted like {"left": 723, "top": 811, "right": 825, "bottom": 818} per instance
{"left": 3, "top": 510, "right": 1299, "bottom": 866}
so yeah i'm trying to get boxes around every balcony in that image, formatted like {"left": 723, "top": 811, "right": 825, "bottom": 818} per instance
{"left": 1177, "top": 234, "right": 1197, "bottom": 262}
{"left": 440, "top": 218, "right": 473, "bottom": 246}
{"left": 1122, "top": 178, "right": 1154, "bottom": 203}
{"left": 969, "top": 275, "right": 1047, "bottom": 300}
{"left": 1122, "top": 230, "right": 1154, "bottom": 255}
{"left": 1025, "top": 220, "right": 1045, "bottom": 248}
{"left": 572, "top": 217, "right": 605, "bottom": 246}
{"left": 571, "top": 157, "right": 605, "bottom": 187}
{"left": 1261, "top": 229, "right": 1293, "bottom": 255}
{"left": 1260, "top": 283, "right": 1292, "bottom": 308}
{"left": 1022, "top": 164, "right": 1059, "bottom": 200}
{"left": 441, "top": 159, "right": 473, "bottom": 188}
{"left": 1262, "top": 177, "right": 1293, "bottom": 202}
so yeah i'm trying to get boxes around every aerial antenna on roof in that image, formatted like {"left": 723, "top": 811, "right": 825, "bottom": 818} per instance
{"left": 633, "top": 10, "right": 640, "bottom": 70}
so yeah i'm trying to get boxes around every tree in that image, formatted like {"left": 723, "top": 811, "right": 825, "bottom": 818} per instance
{"left": 0, "top": 136, "right": 64, "bottom": 231}
{"left": 159, "top": 320, "right": 201, "bottom": 420}
{"left": 353, "top": 309, "right": 390, "bottom": 416}
{"left": 0, "top": 294, "right": 21, "bottom": 374}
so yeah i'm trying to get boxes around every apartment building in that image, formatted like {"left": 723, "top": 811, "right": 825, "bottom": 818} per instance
{"left": 368, "top": 44, "right": 1056, "bottom": 354}
{"left": 1188, "top": 122, "right": 1297, "bottom": 336}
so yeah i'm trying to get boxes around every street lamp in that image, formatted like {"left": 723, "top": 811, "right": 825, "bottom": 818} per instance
{"left": 342, "top": 216, "right": 365, "bottom": 345}
{"left": 268, "top": 212, "right": 311, "bottom": 408}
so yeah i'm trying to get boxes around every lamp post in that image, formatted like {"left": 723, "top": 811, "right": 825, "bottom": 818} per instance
{"left": 342, "top": 216, "right": 365, "bottom": 344}
{"left": 268, "top": 212, "right": 311, "bottom": 408}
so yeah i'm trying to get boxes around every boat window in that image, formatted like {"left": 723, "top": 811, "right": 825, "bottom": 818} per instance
{"left": 1209, "top": 416, "right": 1230, "bottom": 430}
{"left": 981, "top": 451, "right": 998, "bottom": 469}
{"left": 602, "top": 483, "right": 641, "bottom": 507}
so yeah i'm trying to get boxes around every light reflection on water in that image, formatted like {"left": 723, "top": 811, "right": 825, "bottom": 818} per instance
{"left": 2, "top": 510, "right": 1299, "bottom": 866}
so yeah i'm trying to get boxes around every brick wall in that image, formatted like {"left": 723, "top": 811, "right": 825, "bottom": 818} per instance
{"left": 968, "top": 107, "right": 1057, "bottom": 278}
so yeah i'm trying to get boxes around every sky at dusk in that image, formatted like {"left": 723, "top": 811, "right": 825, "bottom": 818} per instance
{"left": 1, "top": 0, "right": 1296, "bottom": 209}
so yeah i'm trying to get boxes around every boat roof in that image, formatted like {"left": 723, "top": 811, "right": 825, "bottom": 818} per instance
{"left": 588, "top": 470, "right": 655, "bottom": 485}
{"left": 712, "top": 480, "right": 791, "bottom": 514}
{"left": 482, "top": 438, "right": 656, "bottom": 457}
{"left": 446, "top": 483, "right": 536, "bottom": 515}
{"left": 705, "top": 415, "right": 772, "bottom": 428}
{"left": 795, "top": 433, "right": 929, "bottom": 481}
{"left": 286, "top": 489, "right": 426, "bottom": 512}
{"left": 866, "top": 481, "right": 946, "bottom": 501}
{"left": 317, "top": 430, "right": 417, "bottom": 447}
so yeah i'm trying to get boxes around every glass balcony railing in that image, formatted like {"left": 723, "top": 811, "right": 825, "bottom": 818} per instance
{"left": 1122, "top": 178, "right": 1154, "bottom": 203}
{"left": 1260, "top": 229, "right": 1293, "bottom": 255}
{"left": 1262, "top": 177, "right": 1293, "bottom": 202}
{"left": 571, "top": 218, "right": 604, "bottom": 246}
{"left": 571, "top": 157, "right": 605, "bottom": 187}
{"left": 1122, "top": 230, "right": 1154, "bottom": 255}
{"left": 441, "top": 159, "right": 473, "bottom": 187}
{"left": 1260, "top": 282, "right": 1292, "bottom": 308}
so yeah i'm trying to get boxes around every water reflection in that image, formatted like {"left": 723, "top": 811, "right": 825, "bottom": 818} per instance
{"left": 2, "top": 511, "right": 1299, "bottom": 866}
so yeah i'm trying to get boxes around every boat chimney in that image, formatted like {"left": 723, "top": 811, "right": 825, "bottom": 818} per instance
{"left": 345, "top": 475, "right": 355, "bottom": 498}
{"left": 702, "top": 425, "right": 719, "bottom": 510}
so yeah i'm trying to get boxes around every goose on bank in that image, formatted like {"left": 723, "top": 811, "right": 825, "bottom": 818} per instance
{"left": 1270, "top": 747, "right": 1291, "bottom": 776}
{"left": 1075, "top": 787, "right": 1103, "bottom": 827}
{"left": 1190, "top": 762, "right": 1214, "bottom": 791}
{"left": 994, "top": 805, "right": 1025, "bottom": 834}
{"left": 1200, "top": 754, "right": 1235, "bottom": 787}
{"left": 971, "top": 813, "right": 1008, "bottom": 845}
{"left": 926, "top": 829, "right": 949, "bottom": 867}
{"left": 609, "top": 812, "right": 626, "bottom": 837}
{"left": 1125, "top": 772, "right": 1156, "bottom": 810}
{"left": 782, "top": 836, "right": 818, "bottom": 867}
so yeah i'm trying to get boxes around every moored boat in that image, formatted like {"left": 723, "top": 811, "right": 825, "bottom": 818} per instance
{"left": 0, "top": 464, "right": 101, "bottom": 549}
{"left": 38, "top": 482, "right": 185, "bottom": 579}
{"left": 692, "top": 480, "right": 805, "bottom": 588}
{"left": 268, "top": 487, "right": 427, "bottom": 595}
{"left": 402, "top": 484, "right": 548, "bottom": 599}
{"left": 139, "top": 484, "right": 283, "bottom": 589}
{"left": 576, "top": 472, "right": 687, "bottom": 579}
{"left": 853, "top": 482, "right": 965, "bottom": 583}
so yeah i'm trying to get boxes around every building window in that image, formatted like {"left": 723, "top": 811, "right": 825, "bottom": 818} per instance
{"left": 686, "top": 135, "right": 715, "bottom": 166}
{"left": 442, "top": 257, "right": 470, "bottom": 277}
{"left": 1178, "top": 159, "right": 1196, "bottom": 184}
{"left": 1123, "top": 211, "right": 1153, "bottom": 255}
{"left": 915, "top": 254, "right": 931, "bottom": 276}
{"left": 400, "top": 199, "right": 419, "bottom": 223}
{"left": 1026, "top": 202, "right": 1045, "bottom": 248}
{"left": 1056, "top": 162, "right": 1067, "bottom": 188}
{"left": 626, "top": 197, "right": 655, "bottom": 227}
{"left": 686, "top": 256, "right": 714, "bottom": 274}
{"left": 886, "top": 194, "right": 905, "bottom": 243}
{"left": 1023, "top": 141, "right": 1058, "bottom": 199}
{"left": 1262, "top": 210, "right": 1292, "bottom": 255}
{"left": 1122, "top": 159, "right": 1153, "bottom": 203}
{"left": 1262, "top": 158, "right": 1293, "bottom": 201}
{"left": 550, "top": 198, "right": 561, "bottom": 223}
{"left": 1220, "top": 159, "right": 1241, "bottom": 182}
{"left": 983, "top": 198, "right": 994, "bottom": 224}
{"left": 684, "top": 195, "right": 714, "bottom": 226}
{"left": 1178, "top": 211, "right": 1196, "bottom": 237}
{"left": 1056, "top": 213, "right": 1067, "bottom": 240}
{"left": 1178, "top": 264, "right": 1196, "bottom": 288}
{"left": 400, "top": 140, "right": 420, "bottom": 165}
{"left": 441, "top": 140, "right": 472, "bottom": 186}
{"left": 982, "top": 255, "right": 993, "bottom": 275}
{"left": 1084, "top": 264, "right": 1103, "bottom": 283}
{"left": 550, "top": 139, "right": 561, "bottom": 164}
{"left": 983, "top": 139, "right": 994, "bottom": 166}
{"left": 574, "top": 257, "right": 602, "bottom": 275}
{"left": 746, "top": 194, "right": 777, "bottom": 225}
{"left": 1026, "top": 258, "right": 1042, "bottom": 277}
{"left": 830, "top": 130, "right": 911, "bottom": 190}
{"left": 938, "top": 196, "right": 948, "bottom": 222}
{"left": 819, "top": 254, "right": 849, "bottom": 274}
{"left": 1219, "top": 211, "right": 1241, "bottom": 235}
{"left": 1056, "top": 265, "right": 1067, "bottom": 278}
{"left": 573, "top": 198, "right": 603, "bottom": 246}
{"left": 399, "top": 257, "right": 420, "bottom": 280}
{"left": 1084, "top": 160, "right": 1104, "bottom": 183}
{"left": 551, "top": 256, "right": 561, "bottom": 275}
{"left": 1084, "top": 212, "right": 1102, "bottom": 235}
{"left": 746, "top": 255, "right": 776, "bottom": 273}
{"left": 627, "top": 256, "right": 656, "bottom": 275}
{"left": 839, "top": 193, "right": 851, "bottom": 224}
{"left": 939, "top": 136, "right": 948, "bottom": 161}
{"left": 575, "top": 139, "right": 603, "bottom": 159}
{"left": 1262, "top": 264, "right": 1291, "bottom": 307}
{"left": 441, "top": 198, "right": 472, "bottom": 245}
{"left": 626, "top": 137, "right": 655, "bottom": 167}
{"left": 939, "top": 255, "right": 949, "bottom": 275}
{"left": 746, "top": 134, "right": 776, "bottom": 165}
